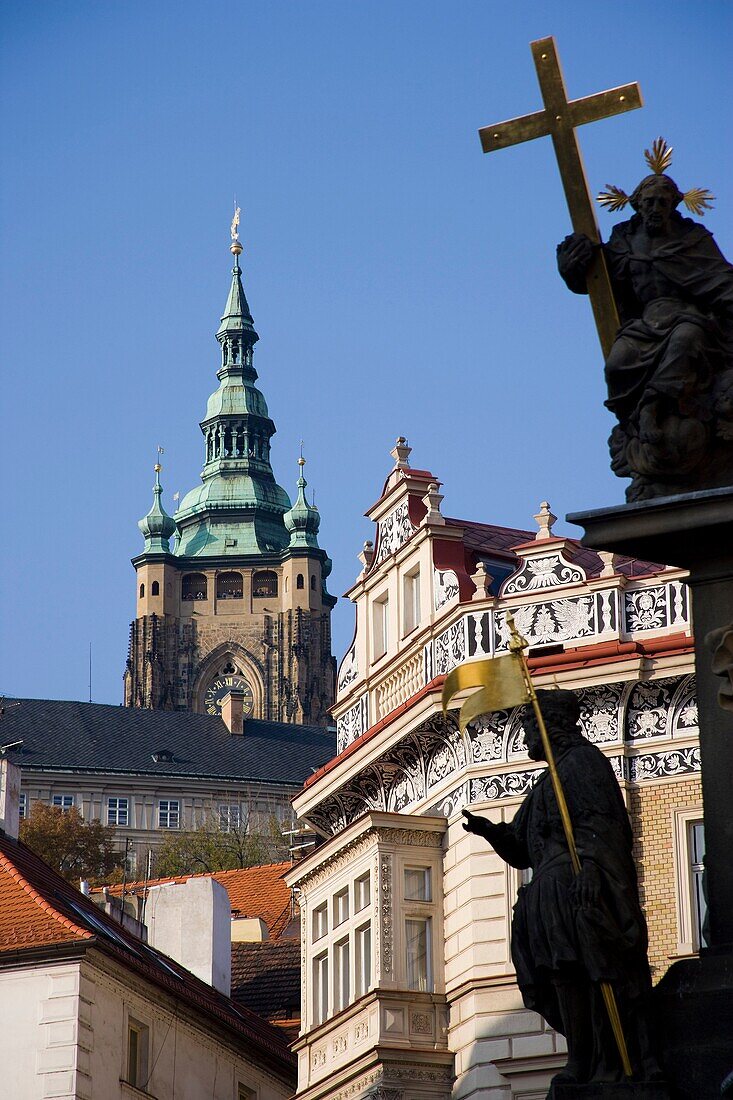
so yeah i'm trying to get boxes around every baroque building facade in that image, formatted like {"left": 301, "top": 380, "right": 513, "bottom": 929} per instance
{"left": 124, "top": 235, "right": 336, "bottom": 724}
{"left": 286, "top": 439, "right": 702, "bottom": 1100}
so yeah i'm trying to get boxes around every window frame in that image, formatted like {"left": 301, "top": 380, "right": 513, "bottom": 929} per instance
{"left": 402, "top": 565, "right": 421, "bottom": 637}
{"left": 405, "top": 915, "right": 433, "bottom": 993}
{"left": 674, "top": 808, "right": 708, "bottom": 954}
{"left": 158, "top": 799, "right": 181, "bottom": 829}
{"left": 52, "top": 794, "right": 75, "bottom": 812}
{"left": 354, "top": 921, "right": 372, "bottom": 999}
{"left": 372, "top": 591, "right": 389, "bottom": 662}
{"left": 404, "top": 866, "right": 432, "bottom": 902}
{"left": 218, "top": 803, "right": 242, "bottom": 832}
{"left": 107, "top": 796, "right": 129, "bottom": 827}
{"left": 125, "top": 1016, "right": 150, "bottom": 1089}
{"left": 312, "top": 951, "right": 329, "bottom": 1027}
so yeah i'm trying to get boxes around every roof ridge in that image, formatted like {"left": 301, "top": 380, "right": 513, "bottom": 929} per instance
{"left": 0, "top": 849, "right": 92, "bottom": 942}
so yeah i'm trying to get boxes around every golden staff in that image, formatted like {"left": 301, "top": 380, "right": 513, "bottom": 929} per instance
{"left": 443, "top": 612, "right": 633, "bottom": 1079}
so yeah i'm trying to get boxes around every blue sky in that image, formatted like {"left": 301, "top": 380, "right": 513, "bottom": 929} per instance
{"left": 1, "top": 1, "right": 730, "bottom": 705}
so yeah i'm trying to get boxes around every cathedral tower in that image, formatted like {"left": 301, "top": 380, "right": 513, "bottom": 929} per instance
{"left": 124, "top": 227, "right": 336, "bottom": 724}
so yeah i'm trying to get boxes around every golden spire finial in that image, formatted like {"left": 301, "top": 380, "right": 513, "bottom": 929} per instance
{"left": 298, "top": 439, "right": 306, "bottom": 468}
{"left": 230, "top": 203, "right": 243, "bottom": 256}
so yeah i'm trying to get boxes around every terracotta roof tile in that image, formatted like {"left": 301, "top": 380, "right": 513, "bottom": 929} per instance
{"left": 95, "top": 862, "right": 295, "bottom": 940}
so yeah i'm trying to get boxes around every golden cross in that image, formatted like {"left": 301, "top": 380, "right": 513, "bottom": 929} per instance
{"left": 479, "top": 37, "right": 642, "bottom": 358}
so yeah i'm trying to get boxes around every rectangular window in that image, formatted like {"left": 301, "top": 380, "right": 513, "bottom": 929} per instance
{"left": 334, "top": 887, "right": 349, "bottom": 927}
{"left": 405, "top": 917, "right": 432, "bottom": 992}
{"left": 404, "top": 867, "right": 431, "bottom": 902}
{"left": 107, "top": 797, "right": 128, "bottom": 827}
{"left": 355, "top": 872, "right": 371, "bottom": 912}
{"left": 355, "top": 922, "right": 372, "bottom": 998}
{"left": 333, "top": 937, "right": 350, "bottom": 1013}
{"left": 312, "top": 903, "right": 328, "bottom": 942}
{"left": 372, "top": 595, "right": 388, "bottom": 661}
{"left": 18, "top": 793, "right": 27, "bottom": 820}
{"left": 688, "top": 820, "right": 708, "bottom": 950}
{"left": 218, "top": 804, "right": 241, "bottom": 832}
{"left": 403, "top": 568, "right": 421, "bottom": 636}
{"left": 238, "top": 1087, "right": 257, "bottom": 1100}
{"left": 126, "top": 1019, "right": 149, "bottom": 1088}
{"left": 313, "top": 952, "right": 328, "bottom": 1026}
{"left": 52, "top": 794, "right": 74, "bottom": 811}
{"left": 158, "top": 800, "right": 180, "bottom": 829}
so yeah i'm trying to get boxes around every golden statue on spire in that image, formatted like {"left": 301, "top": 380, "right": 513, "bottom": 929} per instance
{"left": 230, "top": 205, "right": 243, "bottom": 256}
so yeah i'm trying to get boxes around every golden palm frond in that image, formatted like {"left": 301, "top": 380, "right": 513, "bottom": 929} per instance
{"left": 597, "top": 185, "right": 630, "bottom": 212}
{"left": 683, "top": 188, "right": 715, "bottom": 216}
{"left": 644, "top": 137, "right": 673, "bottom": 175}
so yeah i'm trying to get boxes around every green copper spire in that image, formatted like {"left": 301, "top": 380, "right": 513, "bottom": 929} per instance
{"left": 138, "top": 460, "right": 177, "bottom": 554}
{"left": 173, "top": 219, "right": 292, "bottom": 557}
{"left": 284, "top": 452, "right": 321, "bottom": 549}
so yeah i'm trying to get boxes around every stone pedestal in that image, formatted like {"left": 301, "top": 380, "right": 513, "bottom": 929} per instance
{"left": 568, "top": 487, "right": 733, "bottom": 1098}
{"left": 550, "top": 1084, "right": 670, "bottom": 1100}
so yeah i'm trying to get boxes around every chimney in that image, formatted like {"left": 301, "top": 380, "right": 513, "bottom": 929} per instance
{"left": 146, "top": 877, "right": 231, "bottom": 996}
{"left": 0, "top": 760, "right": 21, "bottom": 840}
{"left": 221, "top": 689, "right": 245, "bottom": 735}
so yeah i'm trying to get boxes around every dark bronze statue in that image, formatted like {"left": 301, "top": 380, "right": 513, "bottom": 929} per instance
{"left": 557, "top": 142, "right": 733, "bottom": 501}
{"left": 463, "top": 690, "right": 662, "bottom": 1088}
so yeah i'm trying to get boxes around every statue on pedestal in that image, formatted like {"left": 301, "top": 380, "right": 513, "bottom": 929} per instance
{"left": 463, "top": 690, "right": 662, "bottom": 1089}
{"left": 558, "top": 140, "right": 733, "bottom": 501}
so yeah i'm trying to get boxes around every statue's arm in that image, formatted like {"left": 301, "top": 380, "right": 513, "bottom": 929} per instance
{"left": 462, "top": 808, "right": 531, "bottom": 869}
{"left": 556, "top": 232, "right": 595, "bottom": 295}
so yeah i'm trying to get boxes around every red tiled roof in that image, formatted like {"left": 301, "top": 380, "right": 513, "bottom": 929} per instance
{"left": 446, "top": 518, "right": 665, "bottom": 579}
{"left": 0, "top": 834, "right": 295, "bottom": 1079}
{"left": 95, "top": 862, "right": 295, "bottom": 940}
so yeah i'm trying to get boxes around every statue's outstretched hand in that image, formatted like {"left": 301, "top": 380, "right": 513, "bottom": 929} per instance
{"left": 462, "top": 808, "right": 495, "bottom": 839}
{"left": 557, "top": 233, "right": 595, "bottom": 292}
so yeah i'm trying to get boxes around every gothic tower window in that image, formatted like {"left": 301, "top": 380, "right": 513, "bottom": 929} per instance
{"left": 182, "top": 573, "right": 207, "bottom": 601}
{"left": 139, "top": 583, "right": 145, "bottom": 598}
{"left": 151, "top": 581, "right": 160, "bottom": 596}
{"left": 217, "top": 571, "right": 243, "bottom": 600}
{"left": 311, "top": 575, "right": 316, "bottom": 591}
{"left": 297, "top": 574, "right": 305, "bottom": 590}
{"left": 253, "top": 570, "right": 278, "bottom": 598}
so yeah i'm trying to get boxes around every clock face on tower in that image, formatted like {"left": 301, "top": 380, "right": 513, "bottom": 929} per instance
{"left": 204, "top": 674, "right": 254, "bottom": 717}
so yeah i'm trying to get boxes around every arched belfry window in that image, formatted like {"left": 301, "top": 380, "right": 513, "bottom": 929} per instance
{"left": 310, "top": 575, "right": 316, "bottom": 591}
{"left": 139, "top": 583, "right": 145, "bottom": 598}
{"left": 151, "top": 581, "right": 160, "bottom": 596}
{"left": 217, "top": 571, "right": 243, "bottom": 600}
{"left": 296, "top": 574, "right": 305, "bottom": 591}
{"left": 253, "top": 570, "right": 278, "bottom": 598}
{"left": 182, "top": 573, "right": 208, "bottom": 601}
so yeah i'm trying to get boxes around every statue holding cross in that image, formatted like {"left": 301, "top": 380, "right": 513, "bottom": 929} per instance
{"left": 480, "top": 38, "right": 733, "bottom": 502}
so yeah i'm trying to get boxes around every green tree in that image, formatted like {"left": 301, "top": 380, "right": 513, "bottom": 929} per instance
{"left": 153, "top": 812, "right": 289, "bottom": 877}
{"left": 20, "top": 803, "right": 124, "bottom": 884}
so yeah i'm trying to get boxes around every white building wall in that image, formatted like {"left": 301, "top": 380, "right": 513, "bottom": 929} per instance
{"left": 0, "top": 954, "right": 292, "bottom": 1100}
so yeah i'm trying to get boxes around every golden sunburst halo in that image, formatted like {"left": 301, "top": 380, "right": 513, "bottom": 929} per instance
{"left": 644, "top": 136, "right": 674, "bottom": 175}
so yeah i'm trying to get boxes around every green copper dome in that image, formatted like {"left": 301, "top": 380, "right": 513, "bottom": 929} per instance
{"left": 284, "top": 458, "right": 321, "bottom": 549}
{"left": 172, "top": 242, "right": 293, "bottom": 558}
{"left": 138, "top": 464, "right": 177, "bottom": 554}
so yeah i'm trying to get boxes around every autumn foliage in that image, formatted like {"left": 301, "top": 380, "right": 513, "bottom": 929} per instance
{"left": 20, "top": 803, "right": 124, "bottom": 884}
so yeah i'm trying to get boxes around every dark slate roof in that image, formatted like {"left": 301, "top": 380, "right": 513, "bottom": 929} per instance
{"left": 231, "top": 939, "right": 301, "bottom": 1022}
{"left": 2, "top": 698, "right": 336, "bottom": 786}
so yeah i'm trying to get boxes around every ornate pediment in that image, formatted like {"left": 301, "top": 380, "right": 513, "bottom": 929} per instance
{"left": 501, "top": 545, "right": 586, "bottom": 596}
